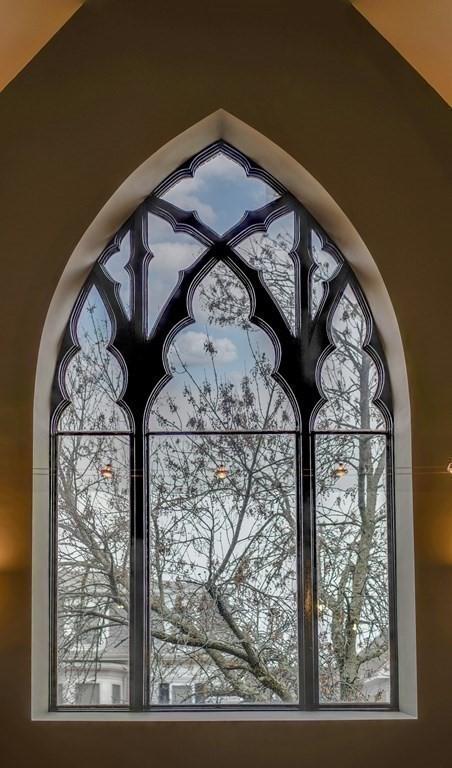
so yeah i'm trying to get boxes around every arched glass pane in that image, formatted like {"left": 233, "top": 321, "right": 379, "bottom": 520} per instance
{"left": 160, "top": 151, "right": 278, "bottom": 235}
{"left": 146, "top": 213, "right": 206, "bottom": 335}
{"left": 58, "top": 287, "right": 130, "bottom": 432}
{"left": 56, "top": 434, "right": 130, "bottom": 705}
{"left": 148, "top": 262, "right": 296, "bottom": 432}
{"left": 235, "top": 213, "right": 296, "bottom": 333}
{"left": 315, "top": 433, "right": 389, "bottom": 703}
{"left": 315, "top": 286, "right": 385, "bottom": 431}
{"left": 102, "top": 232, "right": 131, "bottom": 318}
{"left": 148, "top": 431, "right": 298, "bottom": 705}
{"left": 310, "top": 230, "right": 340, "bottom": 318}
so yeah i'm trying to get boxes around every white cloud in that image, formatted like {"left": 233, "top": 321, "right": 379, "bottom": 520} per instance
{"left": 160, "top": 151, "right": 278, "bottom": 233}
{"left": 172, "top": 330, "right": 237, "bottom": 365}
{"left": 161, "top": 175, "right": 217, "bottom": 225}
{"left": 165, "top": 189, "right": 216, "bottom": 225}
{"left": 161, "top": 154, "right": 247, "bottom": 227}
{"left": 148, "top": 213, "right": 206, "bottom": 253}
{"left": 199, "top": 152, "right": 278, "bottom": 205}
{"left": 149, "top": 241, "right": 204, "bottom": 271}
{"left": 199, "top": 153, "right": 245, "bottom": 180}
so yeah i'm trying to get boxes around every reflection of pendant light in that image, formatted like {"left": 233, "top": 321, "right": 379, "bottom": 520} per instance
{"left": 214, "top": 464, "right": 228, "bottom": 480}
{"left": 447, "top": 461, "right": 452, "bottom": 475}
{"left": 332, "top": 461, "right": 348, "bottom": 479}
{"left": 100, "top": 462, "right": 114, "bottom": 480}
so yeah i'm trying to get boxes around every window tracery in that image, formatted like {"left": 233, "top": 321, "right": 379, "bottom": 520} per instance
{"left": 51, "top": 142, "right": 396, "bottom": 711}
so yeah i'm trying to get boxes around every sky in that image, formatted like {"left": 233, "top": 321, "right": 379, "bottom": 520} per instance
{"left": 161, "top": 151, "right": 279, "bottom": 235}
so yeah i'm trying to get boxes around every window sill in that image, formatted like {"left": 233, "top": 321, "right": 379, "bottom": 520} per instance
{"left": 33, "top": 710, "right": 417, "bottom": 722}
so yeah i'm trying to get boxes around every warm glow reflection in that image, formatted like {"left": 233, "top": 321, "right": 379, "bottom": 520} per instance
{"left": 0, "top": 504, "right": 28, "bottom": 570}
{"left": 0, "top": 534, "right": 22, "bottom": 570}
{"left": 419, "top": 495, "right": 452, "bottom": 564}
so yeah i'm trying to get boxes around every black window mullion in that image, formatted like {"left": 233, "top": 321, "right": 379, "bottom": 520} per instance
{"left": 386, "top": 433, "right": 399, "bottom": 710}
{"left": 299, "top": 428, "right": 316, "bottom": 709}
{"left": 129, "top": 426, "right": 147, "bottom": 711}
{"left": 49, "top": 432, "right": 59, "bottom": 710}
{"left": 295, "top": 204, "right": 318, "bottom": 709}
{"left": 309, "top": 431, "right": 320, "bottom": 707}
{"left": 128, "top": 206, "right": 150, "bottom": 711}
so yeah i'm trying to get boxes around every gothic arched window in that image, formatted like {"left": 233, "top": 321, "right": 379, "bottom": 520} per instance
{"left": 51, "top": 143, "right": 396, "bottom": 711}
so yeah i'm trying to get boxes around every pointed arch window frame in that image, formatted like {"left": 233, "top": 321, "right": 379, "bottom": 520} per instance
{"left": 49, "top": 140, "right": 398, "bottom": 713}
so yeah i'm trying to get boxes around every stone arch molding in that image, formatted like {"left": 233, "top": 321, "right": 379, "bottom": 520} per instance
{"left": 32, "top": 109, "right": 416, "bottom": 720}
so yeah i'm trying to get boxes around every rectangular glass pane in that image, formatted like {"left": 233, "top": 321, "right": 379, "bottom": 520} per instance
{"left": 315, "top": 433, "right": 390, "bottom": 703}
{"left": 56, "top": 434, "right": 130, "bottom": 706}
{"left": 148, "top": 433, "right": 298, "bottom": 705}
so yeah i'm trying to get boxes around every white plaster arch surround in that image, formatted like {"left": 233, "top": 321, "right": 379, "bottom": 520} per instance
{"left": 32, "top": 109, "right": 416, "bottom": 720}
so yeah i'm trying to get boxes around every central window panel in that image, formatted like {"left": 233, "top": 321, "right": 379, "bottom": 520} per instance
{"left": 147, "top": 258, "right": 299, "bottom": 706}
{"left": 148, "top": 432, "right": 298, "bottom": 705}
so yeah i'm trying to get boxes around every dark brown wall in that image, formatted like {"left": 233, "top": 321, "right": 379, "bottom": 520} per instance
{"left": 0, "top": 0, "right": 451, "bottom": 766}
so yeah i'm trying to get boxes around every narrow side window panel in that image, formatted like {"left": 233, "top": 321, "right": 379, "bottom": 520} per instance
{"left": 55, "top": 435, "right": 130, "bottom": 706}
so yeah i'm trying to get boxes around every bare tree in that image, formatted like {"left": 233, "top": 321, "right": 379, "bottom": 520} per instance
{"left": 55, "top": 239, "right": 389, "bottom": 706}
{"left": 315, "top": 288, "right": 389, "bottom": 702}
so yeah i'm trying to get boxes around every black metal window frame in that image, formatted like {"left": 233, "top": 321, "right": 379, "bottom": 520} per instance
{"left": 49, "top": 141, "right": 398, "bottom": 713}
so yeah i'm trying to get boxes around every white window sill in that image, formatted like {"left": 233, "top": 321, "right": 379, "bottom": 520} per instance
{"left": 32, "top": 710, "right": 417, "bottom": 722}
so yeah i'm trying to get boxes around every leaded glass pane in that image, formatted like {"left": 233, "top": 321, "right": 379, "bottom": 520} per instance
{"left": 315, "top": 286, "right": 385, "bottom": 431}
{"left": 160, "top": 151, "right": 278, "bottom": 235}
{"left": 58, "top": 287, "right": 129, "bottom": 432}
{"left": 148, "top": 263, "right": 296, "bottom": 432}
{"left": 315, "top": 433, "right": 390, "bottom": 703}
{"left": 235, "top": 213, "right": 296, "bottom": 333}
{"left": 148, "top": 433, "right": 298, "bottom": 705}
{"left": 102, "top": 232, "right": 131, "bottom": 318}
{"left": 146, "top": 213, "right": 206, "bottom": 335}
{"left": 56, "top": 435, "right": 130, "bottom": 706}
{"left": 310, "top": 230, "right": 340, "bottom": 318}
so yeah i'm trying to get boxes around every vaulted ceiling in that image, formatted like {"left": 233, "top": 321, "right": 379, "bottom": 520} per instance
{"left": 0, "top": 0, "right": 451, "bottom": 105}
{"left": 354, "top": 0, "right": 452, "bottom": 106}
{"left": 0, "top": 0, "right": 82, "bottom": 91}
